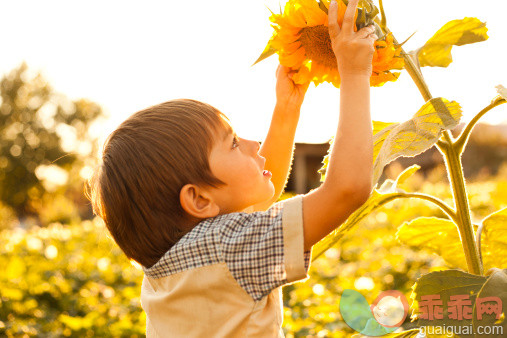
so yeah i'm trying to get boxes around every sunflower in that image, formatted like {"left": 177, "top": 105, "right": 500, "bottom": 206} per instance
{"left": 261, "top": 0, "right": 404, "bottom": 87}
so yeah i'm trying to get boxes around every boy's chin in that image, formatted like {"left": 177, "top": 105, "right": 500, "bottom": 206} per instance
{"left": 265, "top": 184, "right": 275, "bottom": 200}
{"left": 268, "top": 181, "right": 275, "bottom": 195}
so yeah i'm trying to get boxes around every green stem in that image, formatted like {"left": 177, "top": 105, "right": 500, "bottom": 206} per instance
{"left": 401, "top": 192, "right": 458, "bottom": 224}
{"left": 454, "top": 98, "right": 507, "bottom": 154}
{"left": 402, "top": 52, "right": 433, "bottom": 102}
{"left": 384, "top": 26, "right": 483, "bottom": 275}
{"left": 378, "top": 24, "right": 433, "bottom": 102}
{"left": 436, "top": 138, "right": 482, "bottom": 275}
{"left": 378, "top": 0, "right": 387, "bottom": 31}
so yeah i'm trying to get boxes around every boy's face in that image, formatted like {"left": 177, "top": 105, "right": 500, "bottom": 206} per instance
{"left": 207, "top": 121, "right": 275, "bottom": 214}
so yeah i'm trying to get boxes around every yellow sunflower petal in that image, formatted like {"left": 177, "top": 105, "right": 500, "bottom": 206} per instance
{"left": 279, "top": 47, "right": 306, "bottom": 68}
{"left": 285, "top": 4, "right": 307, "bottom": 27}
{"left": 298, "top": 0, "right": 327, "bottom": 26}
{"left": 274, "top": 26, "right": 301, "bottom": 44}
{"left": 283, "top": 41, "right": 303, "bottom": 54}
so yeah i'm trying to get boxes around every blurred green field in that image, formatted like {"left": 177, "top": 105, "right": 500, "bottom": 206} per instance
{"left": 1, "top": 165, "right": 506, "bottom": 337}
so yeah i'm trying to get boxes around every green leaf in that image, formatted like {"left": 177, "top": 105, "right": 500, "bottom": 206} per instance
{"left": 252, "top": 42, "right": 276, "bottom": 66}
{"left": 418, "top": 44, "right": 454, "bottom": 68}
{"left": 397, "top": 31, "right": 417, "bottom": 48}
{"left": 396, "top": 165, "right": 421, "bottom": 186}
{"left": 356, "top": 0, "right": 379, "bottom": 29}
{"left": 417, "top": 17, "right": 488, "bottom": 68}
{"left": 318, "top": 0, "right": 379, "bottom": 29}
{"left": 411, "top": 270, "right": 487, "bottom": 329}
{"left": 319, "top": 97, "right": 460, "bottom": 185}
{"left": 472, "top": 269, "right": 507, "bottom": 337}
{"left": 372, "top": 98, "right": 462, "bottom": 185}
{"left": 397, "top": 207, "right": 507, "bottom": 272}
{"left": 372, "top": 121, "right": 398, "bottom": 179}
{"left": 480, "top": 207, "right": 507, "bottom": 271}
{"left": 396, "top": 217, "right": 469, "bottom": 270}
{"left": 312, "top": 167, "right": 420, "bottom": 261}
{"left": 377, "top": 165, "right": 421, "bottom": 194}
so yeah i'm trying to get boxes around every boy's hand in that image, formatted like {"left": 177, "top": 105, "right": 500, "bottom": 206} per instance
{"left": 328, "top": 0, "right": 377, "bottom": 78}
{"left": 275, "top": 64, "right": 309, "bottom": 111}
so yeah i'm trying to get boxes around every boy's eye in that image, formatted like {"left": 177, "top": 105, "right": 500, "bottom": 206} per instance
{"left": 232, "top": 136, "right": 239, "bottom": 149}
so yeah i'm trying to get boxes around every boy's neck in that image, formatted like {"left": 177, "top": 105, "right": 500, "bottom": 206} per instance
{"left": 181, "top": 204, "right": 256, "bottom": 233}
{"left": 180, "top": 214, "right": 203, "bottom": 232}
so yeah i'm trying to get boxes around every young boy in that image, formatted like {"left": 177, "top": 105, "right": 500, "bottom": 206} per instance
{"left": 87, "top": 0, "right": 377, "bottom": 336}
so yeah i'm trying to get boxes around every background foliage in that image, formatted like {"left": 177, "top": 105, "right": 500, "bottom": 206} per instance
{"left": 0, "top": 63, "right": 104, "bottom": 224}
{"left": 0, "top": 218, "right": 145, "bottom": 337}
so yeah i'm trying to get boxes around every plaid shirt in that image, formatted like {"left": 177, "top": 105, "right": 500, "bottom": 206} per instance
{"left": 143, "top": 199, "right": 311, "bottom": 301}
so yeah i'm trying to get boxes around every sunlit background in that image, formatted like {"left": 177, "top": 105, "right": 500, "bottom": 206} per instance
{"left": 1, "top": 0, "right": 506, "bottom": 146}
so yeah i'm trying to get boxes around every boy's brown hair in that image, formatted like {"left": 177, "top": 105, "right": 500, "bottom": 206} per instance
{"left": 86, "top": 99, "right": 228, "bottom": 268}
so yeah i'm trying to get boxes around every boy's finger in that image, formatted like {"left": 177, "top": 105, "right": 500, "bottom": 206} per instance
{"left": 342, "top": 0, "right": 359, "bottom": 34}
{"left": 276, "top": 64, "right": 290, "bottom": 79}
{"left": 357, "top": 25, "right": 375, "bottom": 39}
{"left": 277, "top": 64, "right": 289, "bottom": 76}
{"left": 368, "top": 33, "right": 378, "bottom": 41}
{"left": 328, "top": 0, "right": 341, "bottom": 37}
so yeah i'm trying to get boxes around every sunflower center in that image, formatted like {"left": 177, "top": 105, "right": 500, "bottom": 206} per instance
{"left": 298, "top": 25, "right": 337, "bottom": 69}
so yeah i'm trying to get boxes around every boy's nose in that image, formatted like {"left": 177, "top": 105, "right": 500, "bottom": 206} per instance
{"left": 254, "top": 140, "right": 260, "bottom": 152}
{"left": 242, "top": 137, "right": 260, "bottom": 154}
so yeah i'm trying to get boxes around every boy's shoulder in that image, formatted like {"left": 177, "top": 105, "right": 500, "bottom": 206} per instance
{"left": 144, "top": 195, "right": 302, "bottom": 278}
{"left": 143, "top": 194, "right": 310, "bottom": 302}
{"left": 143, "top": 201, "right": 286, "bottom": 277}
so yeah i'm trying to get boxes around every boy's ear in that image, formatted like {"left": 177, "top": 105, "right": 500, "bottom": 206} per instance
{"left": 179, "top": 184, "right": 220, "bottom": 219}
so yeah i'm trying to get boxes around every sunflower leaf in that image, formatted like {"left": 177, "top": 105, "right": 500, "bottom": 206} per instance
{"left": 395, "top": 164, "right": 420, "bottom": 185}
{"left": 252, "top": 43, "right": 276, "bottom": 66}
{"left": 411, "top": 270, "right": 487, "bottom": 329}
{"left": 480, "top": 207, "right": 507, "bottom": 271}
{"left": 416, "top": 17, "right": 488, "bottom": 68}
{"left": 356, "top": 0, "right": 379, "bottom": 29}
{"left": 396, "top": 217, "right": 469, "bottom": 270}
{"left": 318, "top": 99, "right": 461, "bottom": 185}
{"left": 397, "top": 31, "right": 417, "bottom": 48}
{"left": 371, "top": 98, "right": 462, "bottom": 185}
{"left": 472, "top": 269, "right": 507, "bottom": 337}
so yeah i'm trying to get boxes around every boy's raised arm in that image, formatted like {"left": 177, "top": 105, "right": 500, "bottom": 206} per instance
{"left": 302, "top": 0, "right": 376, "bottom": 251}
{"left": 254, "top": 65, "right": 309, "bottom": 212}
